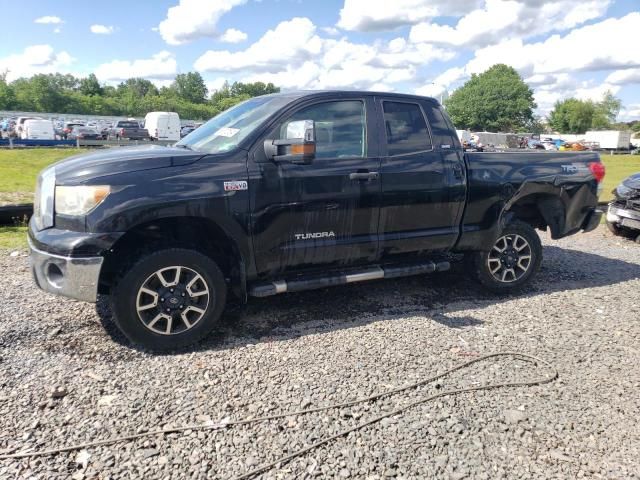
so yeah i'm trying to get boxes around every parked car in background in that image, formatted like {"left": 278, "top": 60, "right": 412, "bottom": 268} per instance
{"left": 20, "top": 119, "right": 55, "bottom": 140}
{"left": 145, "top": 112, "right": 181, "bottom": 141}
{"left": 14, "top": 116, "right": 42, "bottom": 137}
{"left": 606, "top": 172, "right": 640, "bottom": 242}
{"left": 108, "top": 120, "right": 149, "bottom": 140}
{"left": 1, "top": 117, "right": 16, "bottom": 132}
{"left": 68, "top": 126, "right": 102, "bottom": 140}
{"left": 180, "top": 125, "right": 196, "bottom": 138}
{"left": 62, "top": 122, "right": 85, "bottom": 139}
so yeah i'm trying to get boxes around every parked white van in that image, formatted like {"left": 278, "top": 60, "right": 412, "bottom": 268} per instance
{"left": 144, "top": 112, "right": 181, "bottom": 141}
{"left": 21, "top": 119, "right": 55, "bottom": 140}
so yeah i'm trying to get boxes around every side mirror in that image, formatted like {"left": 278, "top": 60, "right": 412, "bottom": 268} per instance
{"left": 264, "top": 119, "right": 315, "bottom": 165}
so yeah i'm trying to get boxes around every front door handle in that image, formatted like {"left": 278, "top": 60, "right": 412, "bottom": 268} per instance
{"left": 349, "top": 171, "right": 379, "bottom": 181}
{"left": 452, "top": 163, "right": 464, "bottom": 179}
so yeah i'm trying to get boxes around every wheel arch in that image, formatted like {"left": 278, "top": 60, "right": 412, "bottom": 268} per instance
{"left": 502, "top": 190, "right": 566, "bottom": 239}
{"left": 99, "top": 216, "right": 247, "bottom": 301}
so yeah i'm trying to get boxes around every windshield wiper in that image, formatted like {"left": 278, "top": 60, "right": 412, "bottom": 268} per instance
{"left": 174, "top": 144, "right": 193, "bottom": 150}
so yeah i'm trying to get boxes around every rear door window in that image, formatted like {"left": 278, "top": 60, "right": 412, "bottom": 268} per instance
{"left": 382, "top": 101, "right": 432, "bottom": 156}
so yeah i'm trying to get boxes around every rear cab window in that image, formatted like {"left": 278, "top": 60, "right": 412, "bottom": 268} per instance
{"left": 382, "top": 101, "right": 432, "bottom": 156}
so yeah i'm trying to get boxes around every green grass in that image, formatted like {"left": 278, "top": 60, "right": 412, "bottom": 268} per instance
{"left": 600, "top": 154, "right": 640, "bottom": 202}
{"left": 0, "top": 148, "right": 637, "bottom": 206}
{"left": 0, "top": 226, "right": 28, "bottom": 250}
{"left": 0, "top": 148, "right": 79, "bottom": 205}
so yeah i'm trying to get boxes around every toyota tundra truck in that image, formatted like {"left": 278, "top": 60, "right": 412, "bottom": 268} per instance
{"left": 29, "top": 91, "right": 604, "bottom": 350}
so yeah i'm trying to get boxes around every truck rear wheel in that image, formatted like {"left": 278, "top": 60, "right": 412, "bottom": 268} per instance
{"left": 110, "top": 248, "right": 227, "bottom": 350}
{"left": 471, "top": 221, "right": 542, "bottom": 293}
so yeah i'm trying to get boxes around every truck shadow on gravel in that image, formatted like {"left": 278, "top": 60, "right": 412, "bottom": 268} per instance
{"left": 95, "top": 245, "right": 640, "bottom": 354}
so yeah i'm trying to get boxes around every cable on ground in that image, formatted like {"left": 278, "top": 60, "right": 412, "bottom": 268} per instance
{"left": 0, "top": 352, "right": 558, "bottom": 479}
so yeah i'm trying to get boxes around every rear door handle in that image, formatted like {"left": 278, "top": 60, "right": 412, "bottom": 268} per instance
{"left": 349, "top": 171, "right": 379, "bottom": 181}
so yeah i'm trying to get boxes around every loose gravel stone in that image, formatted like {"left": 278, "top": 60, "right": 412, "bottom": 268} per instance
{"left": 0, "top": 227, "right": 639, "bottom": 479}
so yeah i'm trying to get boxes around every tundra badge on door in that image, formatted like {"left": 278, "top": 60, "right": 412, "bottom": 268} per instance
{"left": 294, "top": 231, "right": 336, "bottom": 240}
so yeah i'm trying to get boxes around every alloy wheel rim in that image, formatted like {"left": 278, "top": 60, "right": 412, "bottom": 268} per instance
{"left": 136, "top": 266, "right": 210, "bottom": 335}
{"left": 487, "top": 234, "right": 532, "bottom": 283}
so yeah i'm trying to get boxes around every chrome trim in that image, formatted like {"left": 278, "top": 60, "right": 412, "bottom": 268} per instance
{"left": 345, "top": 267, "right": 384, "bottom": 283}
{"left": 273, "top": 280, "right": 287, "bottom": 293}
{"left": 608, "top": 204, "right": 640, "bottom": 222}
{"left": 29, "top": 239, "right": 103, "bottom": 303}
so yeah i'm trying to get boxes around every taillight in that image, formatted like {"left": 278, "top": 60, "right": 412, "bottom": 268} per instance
{"left": 120, "top": 128, "right": 125, "bottom": 135}
{"left": 588, "top": 162, "right": 605, "bottom": 183}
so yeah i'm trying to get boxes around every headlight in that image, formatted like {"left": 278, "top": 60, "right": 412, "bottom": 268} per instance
{"left": 34, "top": 168, "right": 56, "bottom": 230}
{"left": 55, "top": 185, "right": 110, "bottom": 216}
{"left": 615, "top": 184, "right": 633, "bottom": 199}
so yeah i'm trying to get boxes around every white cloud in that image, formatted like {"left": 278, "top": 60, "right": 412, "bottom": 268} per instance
{"left": 219, "top": 28, "right": 247, "bottom": 43}
{"left": 195, "top": 17, "right": 452, "bottom": 91}
{"left": 619, "top": 104, "right": 640, "bottom": 122}
{"left": 195, "top": 17, "right": 323, "bottom": 73}
{"left": 465, "top": 13, "right": 640, "bottom": 77}
{"left": 53, "top": 27, "right": 61, "bottom": 34}
{"left": 321, "top": 26, "right": 340, "bottom": 36}
{"left": 34, "top": 16, "right": 63, "bottom": 24}
{"left": 158, "top": 0, "right": 247, "bottom": 45}
{"left": 90, "top": 24, "right": 114, "bottom": 35}
{"left": 410, "top": 0, "right": 611, "bottom": 48}
{"left": 429, "top": 10, "right": 640, "bottom": 104}
{"left": 0, "top": 45, "right": 75, "bottom": 82}
{"left": 94, "top": 51, "right": 177, "bottom": 83}
{"left": 606, "top": 68, "right": 640, "bottom": 86}
{"left": 206, "top": 78, "right": 229, "bottom": 94}
{"left": 337, "top": 0, "right": 480, "bottom": 31}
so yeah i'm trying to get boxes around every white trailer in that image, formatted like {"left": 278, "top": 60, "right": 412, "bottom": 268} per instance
{"left": 456, "top": 129, "right": 471, "bottom": 143}
{"left": 584, "top": 130, "right": 632, "bottom": 150}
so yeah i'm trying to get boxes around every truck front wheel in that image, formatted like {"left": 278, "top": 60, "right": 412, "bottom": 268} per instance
{"left": 470, "top": 221, "right": 542, "bottom": 293}
{"left": 110, "top": 248, "right": 227, "bottom": 350}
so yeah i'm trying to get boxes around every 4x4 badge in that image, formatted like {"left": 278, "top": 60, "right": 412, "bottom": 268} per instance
{"left": 224, "top": 181, "right": 248, "bottom": 191}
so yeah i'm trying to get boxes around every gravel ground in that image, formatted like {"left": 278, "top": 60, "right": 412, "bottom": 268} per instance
{"left": 1, "top": 226, "right": 639, "bottom": 479}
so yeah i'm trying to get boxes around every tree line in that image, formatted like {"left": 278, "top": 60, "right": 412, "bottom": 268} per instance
{"left": 443, "top": 64, "right": 632, "bottom": 134}
{"left": 1, "top": 65, "right": 634, "bottom": 133}
{"left": 0, "top": 71, "right": 279, "bottom": 120}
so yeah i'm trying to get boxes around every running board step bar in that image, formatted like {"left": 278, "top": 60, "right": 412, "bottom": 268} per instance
{"left": 249, "top": 260, "right": 450, "bottom": 297}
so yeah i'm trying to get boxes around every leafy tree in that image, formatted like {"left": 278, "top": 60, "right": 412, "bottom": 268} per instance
{"left": 548, "top": 98, "right": 595, "bottom": 134}
{"left": 444, "top": 64, "right": 536, "bottom": 132}
{"left": 79, "top": 74, "right": 103, "bottom": 96}
{"left": 0, "top": 72, "right": 279, "bottom": 120}
{"left": 210, "top": 81, "right": 279, "bottom": 105}
{"left": 592, "top": 90, "right": 621, "bottom": 129}
{"left": 170, "top": 72, "right": 208, "bottom": 104}
{"left": 0, "top": 70, "right": 15, "bottom": 110}
{"left": 548, "top": 92, "right": 624, "bottom": 133}
{"left": 12, "top": 74, "right": 64, "bottom": 112}
{"left": 117, "top": 78, "right": 159, "bottom": 98}
{"left": 229, "top": 81, "right": 279, "bottom": 98}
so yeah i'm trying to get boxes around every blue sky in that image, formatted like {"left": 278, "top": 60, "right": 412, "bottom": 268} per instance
{"left": 1, "top": 0, "right": 639, "bottom": 119}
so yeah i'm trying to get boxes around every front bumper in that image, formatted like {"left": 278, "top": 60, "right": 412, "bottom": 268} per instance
{"left": 29, "top": 239, "right": 103, "bottom": 303}
{"left": 607, "top": 203, "right": 640, "bottom": 231}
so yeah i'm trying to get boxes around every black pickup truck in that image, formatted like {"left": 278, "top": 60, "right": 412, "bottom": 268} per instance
{"left": 107, "top": 120, "right": 149, "bottom": 141}
{"left": 29, "top": 91, "right": 604, "bottom": 350}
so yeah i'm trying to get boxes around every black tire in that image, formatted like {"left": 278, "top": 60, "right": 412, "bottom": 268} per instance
{"left": 470, "top": 221, "right": 542, "bottom": 293}
{"left": 606, "top": 220, "right": 624, "bottom": 236}
{"left": 110, "top": 248, "right": 227, "bottom": 350}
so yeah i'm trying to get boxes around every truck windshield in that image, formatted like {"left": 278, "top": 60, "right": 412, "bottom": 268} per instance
{"left": 176, "top": 96, "right": 291, "bottom": 154}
